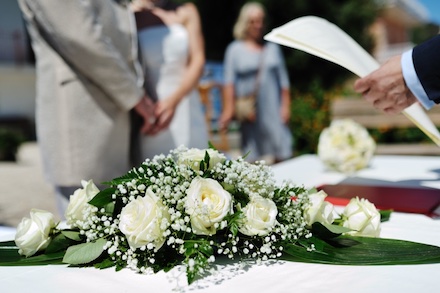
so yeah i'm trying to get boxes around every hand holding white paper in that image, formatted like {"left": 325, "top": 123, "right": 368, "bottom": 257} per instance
{"left": 264, "top": 16, "right": 440, "bottom": 146}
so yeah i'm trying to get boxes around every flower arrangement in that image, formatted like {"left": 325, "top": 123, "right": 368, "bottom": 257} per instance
{"left": 318, "top": 119, "right": 376, "bottom": 174}
{"left": 1, "top": 146, "right": 440, "bottom": 285}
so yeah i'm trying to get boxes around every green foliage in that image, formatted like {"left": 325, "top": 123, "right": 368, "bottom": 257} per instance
{"left": 61, "top": 231, "right": 82, "bottom": 242}
{"left": 410, "top": 23, "right": 439, "bottom": 45}
{"left": 282, "top": 235, "right": 440, "bottom": 265}
{"left": 199, "top": 150, "right": 211, "bottom": 173}
{"left": 369, "top": 127, "right": 433, "bottom": 144}
{"left": 380, "top": 210, "right": 392, "bottom": 223}
{"left": 89, "top": 187, "right": 117, "bottom": 208}
{"left": 45, "top": 233, "right": 76, "bottom": 254}
{"left": 224, "top": 210, "right": 244, "bottom": 237}
{"left": 289, "top": 82, "right": 331, "bottom": 155}
{"left": 63, "top": 238, "right": 107, "bottom": 265}
{"left": 0, "top": 240, "right": 65, "bottom": 265}
{"left": 311, "top": 222, "right": 352, "bottom": 239}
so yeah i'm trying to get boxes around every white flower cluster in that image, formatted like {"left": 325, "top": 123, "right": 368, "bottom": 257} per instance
{"left": 13, "top": 146, "right": 382, "bottom": 284}
{"left": 318, "top": 119, "right": 376, "bottom": 174}
{"left": 63, "top": 147, "right": 311, "bottom": 277}
{"left": 304, "top": 189, "right": 381, "bottom": 237}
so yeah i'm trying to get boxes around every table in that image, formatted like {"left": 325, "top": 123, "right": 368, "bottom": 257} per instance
{"left": 1, "top": 155, "right": 440, "bottom": 293}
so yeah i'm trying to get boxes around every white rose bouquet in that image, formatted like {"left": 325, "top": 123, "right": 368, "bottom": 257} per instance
{"left": 2, "top": 146, "right": 440, "bottom": 286}
{"left": 318, "top": 119, "right": 376, "bottom": 174}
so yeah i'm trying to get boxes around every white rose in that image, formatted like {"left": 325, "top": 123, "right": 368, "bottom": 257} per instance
{"left": 318, "top": 119, "right": 376, "bottom": 174}
{"left": 119, "top": 188, "right": 170, "bottom": 250}
{"left": 185, "top": 177, "right": 232, "bottom": 235}
{"left": 178, "top": 148, "right": 226, "bottom": 171}
{"left": 65, "top": 180, "right": 100, "bottom": 225}
{"left": 239, "top": 196, "right": 278, "bottom": 236}
{"left": 15, "top": 209, "right": 56, "bottom": 257}
{"left": 342, "top": 197, "right": 381, "bottom": 237}
{"left": 304, "top": 190, "right": 337, "bottom": 226}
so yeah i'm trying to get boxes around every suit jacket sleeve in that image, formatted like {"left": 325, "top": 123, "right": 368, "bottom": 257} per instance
{"left": 413, "top": 35, "right": 440, "bottom": 104}
{"left": 22, "top": 0, "right": 144, "bottom": 111}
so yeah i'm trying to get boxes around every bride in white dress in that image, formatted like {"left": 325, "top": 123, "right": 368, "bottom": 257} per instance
{"left": 131, "top": 0, "right": 209, "bottom": 159}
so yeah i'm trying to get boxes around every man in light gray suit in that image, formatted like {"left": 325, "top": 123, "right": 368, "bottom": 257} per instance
{"left": 18, "top": 0, "right": 155, "bottom": 214}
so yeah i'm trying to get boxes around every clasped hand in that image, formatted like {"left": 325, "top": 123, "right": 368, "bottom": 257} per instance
{"left": 134, "top": 96, "right": 176, "bottom": 135}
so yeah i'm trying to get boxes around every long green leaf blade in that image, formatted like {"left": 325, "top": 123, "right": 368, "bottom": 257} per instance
{"left": 0, "top": 247, "right": 65, "bottom": 266}
{"left": 282, "top": 236, "right": 440, "bottom": 265}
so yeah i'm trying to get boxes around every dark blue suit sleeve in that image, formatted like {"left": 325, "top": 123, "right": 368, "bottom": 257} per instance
{"left": 413, "top": 35, "right": 440, "bottom": 104}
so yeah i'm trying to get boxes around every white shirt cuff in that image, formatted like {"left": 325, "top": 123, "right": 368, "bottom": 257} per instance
{"left": 401, "top": 49, "right": 435, "bottom": 110}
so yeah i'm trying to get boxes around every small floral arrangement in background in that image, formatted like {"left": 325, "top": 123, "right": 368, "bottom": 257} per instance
{"left": 2, "top": 146, "right": 440, "bottom": 285}
{"left": 318, "top": 119, "right": 376, "bottom": 174}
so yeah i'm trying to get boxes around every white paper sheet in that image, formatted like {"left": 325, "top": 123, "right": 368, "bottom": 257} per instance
{"left": 264, "top": 16, "right": 440, "bottom": 146}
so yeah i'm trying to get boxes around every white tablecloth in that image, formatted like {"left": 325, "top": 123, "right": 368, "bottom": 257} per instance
{"left": 1, "top": 155, "right": 440, "bottom": 293}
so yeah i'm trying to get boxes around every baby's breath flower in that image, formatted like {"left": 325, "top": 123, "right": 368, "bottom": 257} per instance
{"left": 49, "top": 146, "right": 319, "bottom": 285}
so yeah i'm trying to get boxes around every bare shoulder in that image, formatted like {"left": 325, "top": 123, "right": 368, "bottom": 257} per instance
{"left": 176, "top": 2, "right": 200, "bottom": 23}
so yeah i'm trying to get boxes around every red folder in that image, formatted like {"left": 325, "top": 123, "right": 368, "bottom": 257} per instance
{"left": 317, "top": 184, "right": 440, "bottom": 218}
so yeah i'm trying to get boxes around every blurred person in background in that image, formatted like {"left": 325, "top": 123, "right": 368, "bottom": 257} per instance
{"left": 18, "top": 0, "right": 155, "bottom": 216}
{"left": 220, "top": 2, "right": 293, "bottom": 164}
{"left": 130, "top": 0, "right": 209, "bottom": 159}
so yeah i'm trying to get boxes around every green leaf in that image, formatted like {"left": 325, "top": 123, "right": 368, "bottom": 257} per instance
{"left": 187, "top": 270, "right": 196, "bottom": 285}
{"left": 89, "top": 188, "right": 116, "bottom": 208}
{"left": 63, "top": 238, "right": 107, "bottom": 265}
{"left": 282, "top": 235, "right": 440, "bottom": 265}
{"left": 93, "top": 258, "right": 115, "bottom": 269}
{"left": 0, "top": 240, "right": 16, "bottom": 247}
{"left": 0, "top": 243, "right": 65, "bottom": 266}
{"left": 221, "top": 182, "right": 235, "bottom": 194}
{"left": 241, "top": 150, "right": 251, "bottom": 159}
{"left": 183, "top": 242, "right": 196, "bottom": 256}
{"left": 311, "top": 222, "right": 351, "bottom": 239}
{"left": 104, "top": 201, "right": 115, "bottom": 214}
{"left": 0, "top": 242, "right": 21, "bottom": 263}
{"left": 0, "top": 248, "right": 64, "bottom": 266}
{"left": 380, "top": 209, "right": 392, "bottom": 222}
{"left": 199, "top": 243, "right": 214, "bottom": 256}
{"left": 229, "top": 222, "right": 239, "bottom": 237}
{"left": 208, "top": 141, "right": 217, "bottom": 150}
{"left": 203, "top": 150, "right": 211, "bottom": 169}
{"left": 308, "top": 187, "right": 318, "bottom": 194}
{"left": 45, "top": 233, "right": 74, "bottom": 254}
{"left": 199, "top": 160, "right": 206, "bottom": 172}
{"left": 61, "top": 231, "right": 82, "bottom": 241}
{"left": 321, "top": 222, "right": 352, "bottom": 235}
